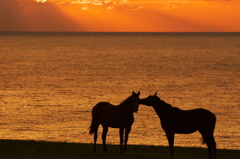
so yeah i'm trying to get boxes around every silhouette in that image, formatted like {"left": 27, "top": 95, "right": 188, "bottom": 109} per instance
{"left": 140, "top": 92, "right": 216, "bottom": 159}
{"left": 89, "top": 91, "right": 140, "bottom": 153}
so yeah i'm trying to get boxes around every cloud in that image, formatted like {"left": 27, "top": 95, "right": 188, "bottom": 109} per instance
{"left": 58, "top": 0, "right": 144, "bottom": 11}
{"left": 0, "top": 0, "right": 83, "bottom": 31}
{"left": 1, "top": 0, "right": 240, "bottom": 32}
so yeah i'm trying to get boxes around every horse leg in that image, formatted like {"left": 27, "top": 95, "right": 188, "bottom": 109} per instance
{"left": 199, "top": 131, "right": 217, "bottom": 159}
{"left": 124, "top": 126, "right": 131, "bottom": 153}
{"left": 212, "top": 137, "right": 217, "bottom": 159}
{"left": 119, "top": 127, "right": 124, "bottom": 153}
{"left": 208, "top": 136, "right": 217, "bottom": 159}
{"left": 102, "top": 126, "right": 108, "bottom": 152}
{"left": 207, "top": 141, "right": 213, "bottom": 159}
{"left": 213, "top": 138, "right": 217, "bottom": 159}
{"left": 205, "top": 133, "right": 217, "bottom": 159}
{"left": 166, "top": 131, "right": 175, "bottom": 159}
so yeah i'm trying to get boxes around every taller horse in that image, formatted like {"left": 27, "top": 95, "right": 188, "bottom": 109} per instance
{"left": 89, "top": 91, "right": 140, "bottom": 153}
{"left": 140, "top": 92, "right": 216, "bottom": 159}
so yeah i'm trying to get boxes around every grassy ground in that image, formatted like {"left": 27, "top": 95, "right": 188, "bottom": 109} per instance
{"left": 0, "top": 140, "right": 239, "bottom": 159}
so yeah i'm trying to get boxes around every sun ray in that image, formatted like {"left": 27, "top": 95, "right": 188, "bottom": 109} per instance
{"left": 0, "top": 0, "right": 240, "bottom": 32}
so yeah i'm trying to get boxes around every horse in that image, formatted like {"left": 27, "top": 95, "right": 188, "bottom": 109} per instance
{"left": 89, "top": 91, "right": 140, "bottom": 153}
{"left": 140, "top": 92, "right": 217, "bottom": 159}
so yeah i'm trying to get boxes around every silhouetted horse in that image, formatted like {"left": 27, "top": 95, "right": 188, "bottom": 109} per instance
{"left": 89, "top": 91, "right": 140, "bottom": 153}
{"left": 140, "top": 92, "right": 216, "bottom": 159}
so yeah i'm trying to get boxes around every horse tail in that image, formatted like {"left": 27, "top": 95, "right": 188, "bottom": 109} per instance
{"left": 89, "top": 104, "right": 101, "bottom": 135}
{"left": 89, "top": 124, "right": 95, "bottom": 135}
{"left": 89, "top": 119, "right": 99, "bottom": 135}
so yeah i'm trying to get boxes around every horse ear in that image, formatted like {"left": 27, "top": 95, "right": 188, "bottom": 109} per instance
{"left": 137, "top": 91, "right": 140, "bottom": 96}
{"left": 155, "top": 92, "right": 158, "bottom": 96}
{"left": 132, "top": 91, "right": 135, "bottom": 95}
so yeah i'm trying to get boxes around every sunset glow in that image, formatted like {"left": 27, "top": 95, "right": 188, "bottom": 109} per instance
{"left": 0, "top": 0, "right": 240, "bottom": 32}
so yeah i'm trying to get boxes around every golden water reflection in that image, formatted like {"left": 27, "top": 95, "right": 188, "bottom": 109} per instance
{"left": 0, "top": 33, "right": 239, "bottom": 150}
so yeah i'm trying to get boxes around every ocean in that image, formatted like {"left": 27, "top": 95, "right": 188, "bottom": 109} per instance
{"left": 0, "top": 32, "right": 239, "bottom": 150}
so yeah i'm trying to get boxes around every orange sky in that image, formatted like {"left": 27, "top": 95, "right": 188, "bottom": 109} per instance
{"left": 0, "top": 0, "right": 240, "bottom": 32}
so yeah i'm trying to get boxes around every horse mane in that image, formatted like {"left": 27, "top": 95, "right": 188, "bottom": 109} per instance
{"left": 119, "top": 95, "right": 133, "bottom": 106}
{"left": 160, "top": 99, "right": 172, "bottom": 109}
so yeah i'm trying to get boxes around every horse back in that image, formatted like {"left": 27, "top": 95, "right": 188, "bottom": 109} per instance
{"left": 169, "top": 107, "right": 215, "bottom": 120}
{"left": 92, "top": 102, "right": 117, "bottom": 116}
{"left": 91, "top": 102, "right": 133, "bottom": 128}
{"left": 187, "top": 108, "right": 216, "bottom": 122}
{"left": 161, "top": 107, "right": 216, "bottom": 133}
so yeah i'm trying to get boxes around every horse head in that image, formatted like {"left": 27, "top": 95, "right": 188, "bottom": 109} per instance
{"left": 131, "top": 91, "right": 140, "bottom": 112}
{"left": 140, "top": 92, "right": 160, "bottom": 106}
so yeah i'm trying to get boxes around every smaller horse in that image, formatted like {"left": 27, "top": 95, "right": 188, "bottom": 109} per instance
{"left": 89, "top": 91, "right": 140, "bottom": 153}
{"left": 140, "top": 92, "right": 216, "bottom": 159}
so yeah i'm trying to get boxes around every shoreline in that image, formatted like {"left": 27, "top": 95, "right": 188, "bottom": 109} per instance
{"left": 0, "top": 139, "right": 239, "bottom": 159}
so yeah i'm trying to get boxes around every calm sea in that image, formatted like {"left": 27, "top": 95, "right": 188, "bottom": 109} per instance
{"left": 0, "top": 32, "right": 239, "bottom": 150}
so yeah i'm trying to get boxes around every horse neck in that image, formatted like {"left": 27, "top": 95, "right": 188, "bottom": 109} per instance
{"left": 119, "top": 99, "right": 134, "bottom": 117}
{"left": 124, "top": 106, "right": 134, "bottom": 117}
{"left": 152, "top": 100, "right": 172, "bottom": 119}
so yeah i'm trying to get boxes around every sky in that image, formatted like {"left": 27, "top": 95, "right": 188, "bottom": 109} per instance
{"left": 0, "top": 0, "right": 240, "bottom": 32}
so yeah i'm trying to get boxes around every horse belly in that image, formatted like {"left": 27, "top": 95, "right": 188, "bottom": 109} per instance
{"left": 105, "top": 119, "right": 123, "bottom": 128}
{"left": 162, "top": 119, "right": 198, "bottom": 134}
{"left": 101, "top": 116, "right": 134, "bottom": 128}
{"left": 174, "top": 129, "right": 197, "bottom": 134}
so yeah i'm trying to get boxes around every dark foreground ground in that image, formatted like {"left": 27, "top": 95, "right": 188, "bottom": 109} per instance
{"left": 0, "top": 140, "right": 239, "bottom": 159}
